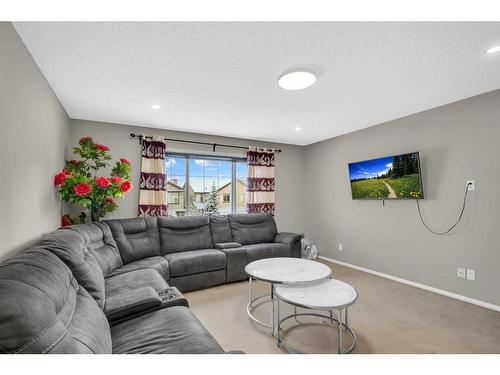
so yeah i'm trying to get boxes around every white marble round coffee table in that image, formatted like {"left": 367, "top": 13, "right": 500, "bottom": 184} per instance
{"left": 275, "top": 279, "right": 357, "bottom": 354}
{"left": 245, "top": 258, "right": 331, "bottom": 334}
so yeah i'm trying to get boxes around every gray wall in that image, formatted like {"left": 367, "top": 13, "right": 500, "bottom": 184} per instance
{"left": 0, "top": 23, "right": 69, "bottom": 259}
{"left": 304, "top": 90, "right": 500, "bottom": 305}
{"left": 68, "top": 119, "right": 305, "bottom": 233}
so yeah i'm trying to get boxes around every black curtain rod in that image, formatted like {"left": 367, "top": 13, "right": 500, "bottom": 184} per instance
{"left": 129, "top": 133, "right": 282, "bottom": 153}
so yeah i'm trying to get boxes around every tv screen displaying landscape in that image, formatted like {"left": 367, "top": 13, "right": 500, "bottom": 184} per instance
{"left": 349, "top": 152, "right": 424, "bottom": 199}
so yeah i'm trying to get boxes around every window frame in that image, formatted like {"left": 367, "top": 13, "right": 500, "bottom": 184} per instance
{"left": 165, "top": 151, "right": 247, "bottom": 215}
{"left": 167, "top": 191, "right": 180, "bottom": 204}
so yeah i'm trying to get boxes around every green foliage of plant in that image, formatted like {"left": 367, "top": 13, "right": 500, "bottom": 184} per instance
{"left": 54, "top": 137, "right": 133, "bottom": 223}
{"left": 383, "top": 174, "right": 423, "bottom": 199}
{"left": 351, "top": 179, "right": 389, "bottom": 199}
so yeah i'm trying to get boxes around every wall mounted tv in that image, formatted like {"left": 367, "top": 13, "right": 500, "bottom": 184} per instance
{"left": 348, "top": 152, "right": 424, "bottom": 200}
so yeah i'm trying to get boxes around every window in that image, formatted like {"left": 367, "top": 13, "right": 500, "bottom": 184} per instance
{"left": 167, "top": 192, "right": 179, "bottom": 204}
{"left": 165, "top": 156, "right": 187, "bottom": 216}
{"left": 236, "top": 161, "right": 248, "bottom": 213}
{"left": 165, "top": 153, "right": 248, "bottom": 216}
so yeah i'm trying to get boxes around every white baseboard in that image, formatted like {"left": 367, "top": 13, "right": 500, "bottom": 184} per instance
{"left": 318, "top": 255, "right": 500, "bottom": 313}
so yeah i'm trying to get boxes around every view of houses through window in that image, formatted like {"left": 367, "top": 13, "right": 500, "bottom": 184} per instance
{"left": 165, "top": 154, "right": 248, "bottom": 216}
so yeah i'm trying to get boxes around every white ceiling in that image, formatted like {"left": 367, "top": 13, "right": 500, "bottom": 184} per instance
{"left": 13, "top": 22, "right": 500, "bottom": 146}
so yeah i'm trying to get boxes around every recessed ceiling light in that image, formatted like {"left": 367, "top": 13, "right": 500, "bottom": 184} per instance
{"left": 485, "top": 45, "right": 500, "bottom": 55}
{"left": 294, "top": 126, "right": 301, "bottom": 131}
{"left": 152, "top": 103, "right": 160, "bottom": 110}
{"left": 278, "top": 71, "right": 316, "bottom": 91}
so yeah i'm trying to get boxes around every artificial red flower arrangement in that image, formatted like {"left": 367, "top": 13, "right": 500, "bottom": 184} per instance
{"left": 54, "top": 136, "right": 133, "bottom": 225}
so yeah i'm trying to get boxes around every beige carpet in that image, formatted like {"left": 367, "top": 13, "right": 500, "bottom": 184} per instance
{"left": 185, "top": 260, "right": 500, "bottom": 354}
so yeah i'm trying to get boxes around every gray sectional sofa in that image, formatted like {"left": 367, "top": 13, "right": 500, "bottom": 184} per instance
{"left": 0, "top": 213, "right": 301, "bottom": 354}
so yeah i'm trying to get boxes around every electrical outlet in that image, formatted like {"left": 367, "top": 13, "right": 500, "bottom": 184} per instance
{"left": 338, "top": 243, "right": 343, "bottom": 251}
{"left": 457, "top": 267, "right": 466, "bottom": 279}
{"left": 467, "top": 269, "right": 476, "bottom": 281}
{"left": 467, "top": 180, "right": 475, "bottom": 191}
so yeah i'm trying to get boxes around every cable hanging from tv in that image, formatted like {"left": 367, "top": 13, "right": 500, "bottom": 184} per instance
{"left": 416, "top": 182, "right": 472, "bottom": 235}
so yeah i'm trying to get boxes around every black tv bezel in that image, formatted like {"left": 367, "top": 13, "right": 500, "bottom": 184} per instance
{"left": 348, "top": 151, "right": 424, "bottom": 200}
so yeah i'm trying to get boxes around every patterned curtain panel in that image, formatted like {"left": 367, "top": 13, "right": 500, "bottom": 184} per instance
{"left": 138, "top": 136, "right": 168, "bottom": 217}
{"left": 246, "top": 147, "right": 275, "bottom": 215}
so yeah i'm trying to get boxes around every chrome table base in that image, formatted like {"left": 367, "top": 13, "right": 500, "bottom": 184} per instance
{"left": 246, "top": 276, "right": 278, "bottom": 334}
{"left": 276, "top": 306, "right": 356, "bottom": 354}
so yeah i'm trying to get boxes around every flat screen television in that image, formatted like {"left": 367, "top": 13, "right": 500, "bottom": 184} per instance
{"left": 348, "top": 152, "right": 424, "bottom": 200}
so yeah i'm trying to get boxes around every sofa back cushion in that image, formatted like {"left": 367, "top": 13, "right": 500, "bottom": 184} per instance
{"left": 158, "top": 215, "right": 212, "bottom": 254}
{"left": 228, "top": 213, "right": 278, "bottom": 245}
{"left": 71, "top": 222, "right": 123, "bottom": 276}
{"left": 105, "top": 218, "right": 161, "bottom": 264}
{"left": 38, "top": 227, "right": 106, "bottom": 309}
{"left": 0, "top": 247, "right": 111, "bottom": 353}
{"left": 209, "top": 215, "right": 232, "bottom": 245}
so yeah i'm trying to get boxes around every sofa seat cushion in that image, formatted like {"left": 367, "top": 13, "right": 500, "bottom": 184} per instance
{"left": 111, "top": 306, "right": 224, "bottom": 354}
{"left": 165, "top": 249, "right": 226, "bottom": 277}
{"left": 107, "top": 256, "right": 169, "bottom": 280}
{"left": 105, "top": 269, "right": 168, "bottom": 299}
{"left": 241, "top": 243, "right": 290, "bottom": 263}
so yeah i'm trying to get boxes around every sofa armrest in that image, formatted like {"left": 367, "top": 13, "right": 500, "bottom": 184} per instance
{"left": 214, "top": 242, "right": 242, "bottom": 250}
{"left": 273, "top": 232, "right": 302, "bottom": 258}
{"left": 105, "top": 287, "right": 162, "bottom": 323}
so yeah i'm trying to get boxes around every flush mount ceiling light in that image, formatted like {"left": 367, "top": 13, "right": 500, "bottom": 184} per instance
{"left": 278, "top": 71, "right": 317, "bottom": 90}
{"left": 485, "top": 45, "right": 500, "bottom": 55}
{"left": 294, "top": 126, "right": 301, "bottom": 131}
{"left": 151, "top": 103, "right": 160, "bottom": 110}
